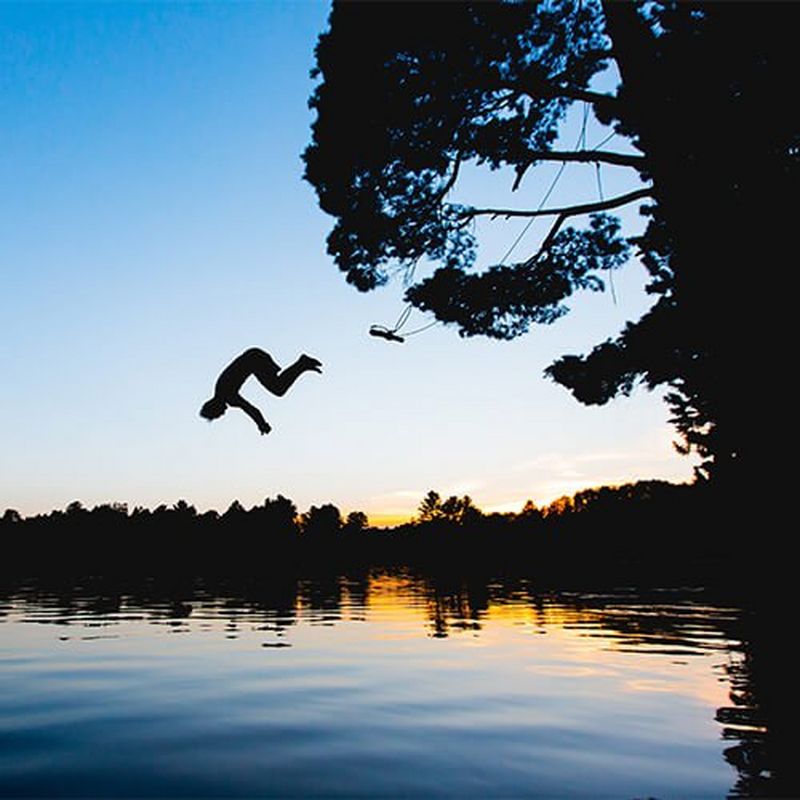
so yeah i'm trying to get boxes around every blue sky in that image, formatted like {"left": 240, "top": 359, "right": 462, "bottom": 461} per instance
{"left": 0, "top": 2, "right": 696, "bottom": 524}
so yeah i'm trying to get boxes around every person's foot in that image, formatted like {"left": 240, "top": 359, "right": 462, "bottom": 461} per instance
{"left": 300, "top": 354, "right": 323, "bottom": 373}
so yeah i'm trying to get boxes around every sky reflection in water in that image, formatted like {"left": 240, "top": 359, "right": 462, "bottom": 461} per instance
{"left": 0, "top": 573, "right": 752, "bottom": 797}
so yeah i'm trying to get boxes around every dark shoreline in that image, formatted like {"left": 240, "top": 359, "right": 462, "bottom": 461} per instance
{"left": 1, "top": 479, "right": 778, "bottom": 595}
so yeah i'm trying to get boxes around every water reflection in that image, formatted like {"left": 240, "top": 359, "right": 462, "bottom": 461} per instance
{"left": 0, "top": 573, "right": 738, "bottom": 649}
{"left": 0, "top": 571, "right": 787, "bottom": 797}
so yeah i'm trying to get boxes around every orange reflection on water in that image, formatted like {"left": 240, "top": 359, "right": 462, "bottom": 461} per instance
{"left": 349, "top": 573, "right": 733, "bottom": 712}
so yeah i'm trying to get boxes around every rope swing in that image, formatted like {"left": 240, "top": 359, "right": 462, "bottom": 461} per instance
{"left": 368, "top": 105, "right": 618, "bottom": 344}
{"left": 369, "top": 303, "right": 440, "bottom": 343}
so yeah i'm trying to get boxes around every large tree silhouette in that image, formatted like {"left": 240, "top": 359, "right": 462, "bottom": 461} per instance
{"left": 305, "top": 1, "right": 797, "bottom": 487}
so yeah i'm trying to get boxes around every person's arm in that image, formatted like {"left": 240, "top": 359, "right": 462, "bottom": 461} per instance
{"left": 228, "top": 394, "right": 271, "bottom": 435}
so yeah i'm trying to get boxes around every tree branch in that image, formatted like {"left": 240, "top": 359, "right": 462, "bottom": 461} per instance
{"left": 513, "top": 148, "right": 642, "bottom": 190}
{"left": 519, "top": 148, "right": 645, "bottom": 169}
{"left": 551, "top": 85, "right": 616, "bottom": 106}
{"left": 501, "top": 80, "right": 617, "bottom": 109}
{"left": 458, "top": 187, "right": 653, "bottom": 221}
{"left": 525, "top": 213, "right": 568, "bottom": 266}
{"left": 435, "top": 154, "right": 462, "bottom": 203}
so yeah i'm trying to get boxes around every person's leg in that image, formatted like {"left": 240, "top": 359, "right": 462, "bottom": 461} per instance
{"left": 244, "top": 348, "right": 280, "bottom": 374}
{"left": 255, "top": 354, "right": 321, "bottom": 397}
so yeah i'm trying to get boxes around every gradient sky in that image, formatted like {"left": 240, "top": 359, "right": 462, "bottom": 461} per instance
{"left": 0, "top": 2, "right": 697, "bottom": 524}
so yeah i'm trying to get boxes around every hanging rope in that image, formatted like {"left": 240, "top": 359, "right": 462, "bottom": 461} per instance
{"left": 499, "top": 102, "right": 590, "bottom": 266}
{"left": 594, "top": 160, "right": 618, "bottom": 305}
{"left": 592, "top": 129, "right": 617, "bottom": 151}
{"left": 497, "top": 162, "right": 566, "bottom": 266}
{"left": 400, "top": 318, "right": 440, "bottom": 337}
{"left": 394, "top": 304, "right": 413, "bottom": 331}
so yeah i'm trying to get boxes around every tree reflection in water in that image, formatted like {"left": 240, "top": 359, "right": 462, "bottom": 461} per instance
{"left": 0, "top": 569, "right": 790, "bottom": 797}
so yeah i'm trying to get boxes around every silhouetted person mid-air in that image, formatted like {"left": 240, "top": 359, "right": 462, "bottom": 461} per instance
{"left": 200, "top": 348, "right": 322, "bottom": 435}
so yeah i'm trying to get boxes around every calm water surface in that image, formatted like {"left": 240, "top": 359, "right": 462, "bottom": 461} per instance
{"left": 0, "top": 572, "right": 763, "bottom": 797}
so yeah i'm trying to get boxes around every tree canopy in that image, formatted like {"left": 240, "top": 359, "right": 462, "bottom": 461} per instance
{"left": 305, "top": 1, "right": 798, "bottom": 486}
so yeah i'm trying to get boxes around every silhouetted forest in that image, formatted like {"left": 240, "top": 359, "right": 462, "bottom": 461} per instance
{"left": 1, "top": 479, "right": 752, "bottom": 582}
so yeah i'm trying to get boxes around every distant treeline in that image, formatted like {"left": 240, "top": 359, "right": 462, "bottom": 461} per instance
{"left": 1, "top": 480, "right": 744, "bottom": 580}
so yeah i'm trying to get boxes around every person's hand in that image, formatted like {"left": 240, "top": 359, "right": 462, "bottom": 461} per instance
{"left": 259, "top": 422, "right": 272, "bottom": 436}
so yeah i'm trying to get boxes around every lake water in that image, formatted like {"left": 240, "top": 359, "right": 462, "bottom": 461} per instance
{"left": 0, "top": 571, "right": 770, "bottom": 797}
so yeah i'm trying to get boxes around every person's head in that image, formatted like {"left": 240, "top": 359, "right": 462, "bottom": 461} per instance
{"left": 199, "top": 395, "right": 227, "bottom": 421}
